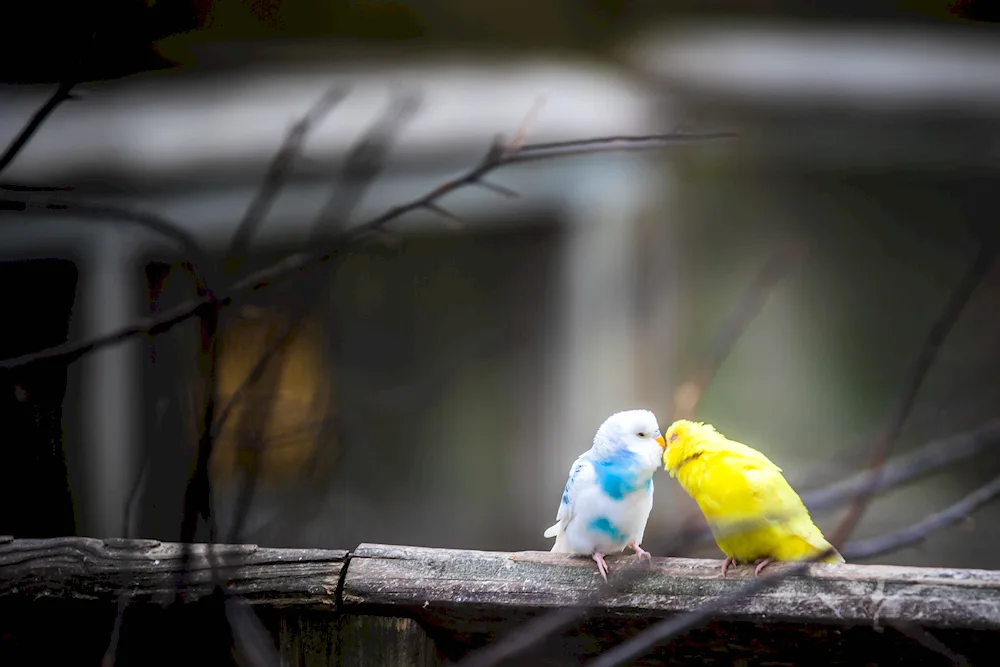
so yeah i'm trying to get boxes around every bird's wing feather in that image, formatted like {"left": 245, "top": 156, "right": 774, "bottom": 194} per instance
{"left": 740, "top": 457, "right": 838, "bottom": 554}
{"left": 544, "top": 453, "right": 595, "bottom": 537}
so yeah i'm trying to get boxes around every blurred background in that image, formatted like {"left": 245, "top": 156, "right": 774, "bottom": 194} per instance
{"left": 1, "top": 0, "right": 1000, "bottom": 574}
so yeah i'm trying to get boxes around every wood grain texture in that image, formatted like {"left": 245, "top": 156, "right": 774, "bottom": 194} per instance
{"left": 344, "top": 543, "right": 1000, "bottom": 631}
{"left": 3, "top": 538, "right": 1000, "bottom": 665}
{"left": 336, "top": 615, "right": 444, "bottom": 667}
{"left": 0, "top": 536, "right": 345, "bottom": 607}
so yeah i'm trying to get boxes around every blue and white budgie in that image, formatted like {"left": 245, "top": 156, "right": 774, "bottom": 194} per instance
{"left": 544, "top": 409, "right": 666, "bottom": 582}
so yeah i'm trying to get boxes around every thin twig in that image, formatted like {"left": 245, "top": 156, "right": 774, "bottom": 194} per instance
{"left": 889, "top": 621, "right": 970, "bottom": 667}
{"left": 829, "top": 241, "right": 997, "bottom": 546}
{"left": 0, "top": 82, "right": 77, "bottom": 177}
{"left": 225, "top": 593, "right": 284, "bottom": 667}
{"left": 507, "top": 94, "right": 547, "bottom": 151}
{"left": 312, "top": 89, "right": 422, "bottom": 237}
{"left": 100, "top": 592, "right": 131, "bottom": 667}
{"left": 672, "top": 239, "right": 805, "bottom": 420}
{"left": 224, "top": 86, "right": 350, "bottom": 274}
{"left": 844, "top": 474, "right": 1000, "bottom": 560}
{"left": 516, "top": 131, "right": 739, "bottom": 153}
{"left": 180, "top": 298, "right": 221, "bottom": 545}
{"left": 0, "top": 130, "right": 737, "bottom": 372}
{"left": 803, "top": 420, "right": 1000, "bottom": 513}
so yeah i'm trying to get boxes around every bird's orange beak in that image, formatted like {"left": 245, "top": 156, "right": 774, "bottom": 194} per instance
{"left": 655, "top": 433, "right": 666, "bottom": 450}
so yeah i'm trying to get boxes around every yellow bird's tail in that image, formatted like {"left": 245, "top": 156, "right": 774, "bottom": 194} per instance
{"left": 823, "top": 546, "right": 847, "bottom": 564}
{"left": 780, "top": 533, "right": 846, "bottom": 564}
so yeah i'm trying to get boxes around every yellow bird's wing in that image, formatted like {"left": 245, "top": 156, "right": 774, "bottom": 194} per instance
{"left": 683, "top": 433, "right": 844, "bottom": 563}
{"left": 739, "top": 456, "right": 842, "bottom": 560}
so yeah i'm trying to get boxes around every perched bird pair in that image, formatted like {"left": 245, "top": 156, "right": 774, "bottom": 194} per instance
{"left": 544, "top": 411, "right": 844, "bottom": 581}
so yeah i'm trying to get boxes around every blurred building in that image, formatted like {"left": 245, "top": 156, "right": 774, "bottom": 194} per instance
{"left": 4, "top": 15, "right": 1000, "bottom": 574}
{"left": 0, "top": 52, "right": 676, "bottom": 549}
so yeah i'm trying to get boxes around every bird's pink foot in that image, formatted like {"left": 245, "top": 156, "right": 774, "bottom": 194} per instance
{"left": 753, "top": 557, "right": 774, "bottom": 577}
{"left": 629, "top": 541, "right": 652, "bottom": 561}
{"left": 721, "top": 557, "right": 737, "bottom": 577}
{"left": 592, "top": 552, "right": 609, "bottom": 582}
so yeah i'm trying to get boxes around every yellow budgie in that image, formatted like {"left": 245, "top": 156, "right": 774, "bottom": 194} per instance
{"left": 663, "top": 419, "right": 845, "bottom": 576}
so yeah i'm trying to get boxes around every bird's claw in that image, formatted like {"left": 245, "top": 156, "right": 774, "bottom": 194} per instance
{"left": 721, "top": 557, "right": 736, "bottom": 577}
{"left": 753, "top": 557, "right": 773, "bottom": 577}
{"left": 629, "top": 542, "right": 652, "bottom": 561}
{"left": 592, "top": 552, "right": 609, "bottom": 583}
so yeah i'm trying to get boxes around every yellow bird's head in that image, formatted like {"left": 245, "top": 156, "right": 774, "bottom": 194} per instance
{"left": 662, "top": 419, "right": 721, "bottom": 477}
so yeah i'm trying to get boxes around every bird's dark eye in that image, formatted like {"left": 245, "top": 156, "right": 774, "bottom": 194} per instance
{"left": 637, "top": 432, "right": 647, "bottom": 437}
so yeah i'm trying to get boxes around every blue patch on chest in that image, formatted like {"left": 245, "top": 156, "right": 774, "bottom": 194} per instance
{"left": 589, "top": 516, "right": 627, "bottom": 543}
{"left": 593, "top": 450, "right": 649, "bottom": 500}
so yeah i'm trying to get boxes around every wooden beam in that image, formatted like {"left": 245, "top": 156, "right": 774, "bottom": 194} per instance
{"left": 4, "top": 538, "right": 1000, "bottom": 664}
{"left": 343, "top": 543, "right": 1000, "bottom": 631}
{"left": 2, "top": 536, "right": 999, "bottom": 632}
{"left": 0, "top": 536, "right": 345, "bottom": 607}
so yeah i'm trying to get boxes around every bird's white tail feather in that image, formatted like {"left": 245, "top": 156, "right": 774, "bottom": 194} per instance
{"left": 545, "top": 522, "right": 575, "bottom": 553}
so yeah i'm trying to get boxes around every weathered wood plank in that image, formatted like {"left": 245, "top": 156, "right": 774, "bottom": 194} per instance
{"left": 343, "top": 543, "right": 1000, "bottom": 632}
{"left": 278, "top": 612, "right": 444, "bottom": 667}
{"left": 0, "top": 536, "right": 345, "bottom": 607}
{"left": 279, "top": 612, "right": 338, "bottom": 667}
{"left": 336, "top": 615, "right": 444, "bottom": 667}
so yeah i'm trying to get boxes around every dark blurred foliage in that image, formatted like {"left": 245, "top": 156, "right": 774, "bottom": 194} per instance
{"left": 3, "top": 0, "right": 999, "bottom": 84}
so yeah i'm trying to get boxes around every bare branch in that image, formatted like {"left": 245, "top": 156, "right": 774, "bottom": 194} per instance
{"left": 672, "top": 239, "right": 805, "bottom": 420}
{"left": 515, "top": 130, "right": 739, "bottom": 155}
{"left": 844, "top": 474, "right": 1000, "bottom": 560}
{"left": 0, "top": 82, "right": 76, "bottom": 177}
{"left": 311, "top": 89, "right": 422, "bottom": 237}
{"left": 473, "top": 178, "right": 519, "bottom": 198}
{"left": 425, "top": 202, "right": 464, "bottom": 229}
{"left": 180, "top": 298, "right": 221, "bottom": 545}
{"left": 0, "top": 130, "right": 736, "bottom": 372}
{"left": 224, "top": 86, "right": 350, "bottom": 274}
{"left": 803, "top": 420, "right": 1000, "bottom": 513}
{"left": 889, "top": 621, "right": 970, "bottom": 667}
{"left": 507, "top": 93, "right": 547, "bottom": 151}
{"left": 829, "top": 241, "right": 997, "bottom": 546}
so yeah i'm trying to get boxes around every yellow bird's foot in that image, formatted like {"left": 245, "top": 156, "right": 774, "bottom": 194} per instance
{"left": 721, "top": 557, "right": 737, "bottom": 577}
{"left": 628, "top": 541, "right": 652, "bottom": 561}
{"left": 592, "top": 552, "right": 609, "bottom": 583}
{"left": 753, "top": 557, "right": 774, "bottom": 577}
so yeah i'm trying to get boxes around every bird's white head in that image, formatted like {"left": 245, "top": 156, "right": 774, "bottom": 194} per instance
{"left": 592, "top": 409, "right": 666, "bottom": 465}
